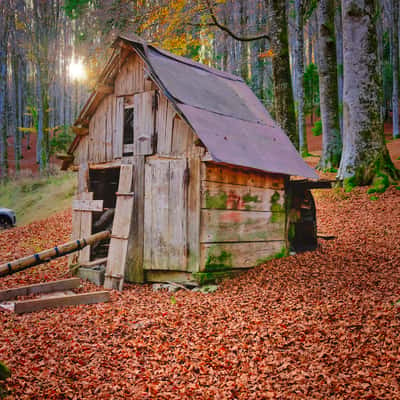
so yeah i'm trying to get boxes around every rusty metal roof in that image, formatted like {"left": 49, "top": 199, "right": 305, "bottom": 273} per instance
{"left": 71, "top": 35, "right": 318, "bottom": 179}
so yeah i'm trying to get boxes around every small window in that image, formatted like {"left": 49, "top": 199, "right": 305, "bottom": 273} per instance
{"left": 123, "top": 108, "right": 134, "bottom": 145}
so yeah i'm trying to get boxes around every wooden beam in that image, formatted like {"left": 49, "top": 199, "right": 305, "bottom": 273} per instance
{"left": 14, "top": 291, "right": 111, "bottom": 314}
{"left": 73, "top": 199, "right": 104, "bottom": 212}
{"left": 72, "top": 126, "right": 89, "bottom": 136}
{"left": 56, "top": 153, "right": 74, "bottom": 162}
{"left": 96, "top": 83, "right": 114, "bottom": 94}
{"left": 0, "top": 278, "right": 80, "bottom": 302}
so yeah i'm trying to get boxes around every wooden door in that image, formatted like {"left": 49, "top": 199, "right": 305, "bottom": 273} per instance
{"left": 143, "top": 159, "right": 188, "bottom": 271}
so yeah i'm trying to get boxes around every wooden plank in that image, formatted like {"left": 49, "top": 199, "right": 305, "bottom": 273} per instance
{"left": 113, "top": 96, "right": 124, "bottom": 159}
{"left": 150, "top": 160, "right": 170, "bottom": 269}
{"left": 125, "top": 156, "right": 145, "bottom": 283}
{"left": 187, "top": 156, "right": 201, "bottom": 272}
{"left": 156, "top": 94, "right": 169, "bottom": 154}
{"left": 73, "top": 199, "right": 104, "bottom": 212}
{"left": 0, "top": 278, "right": 80, "bottom": 302}
{"left": 200, "top": 241, "right": 286, "bottom": 271}
{"left": 171, "top": 117, "right": 191, "bottom": 156}
{"left": 123, "top": 143, "right": 134, "bottom": 154}
{"left": 72, "top": 126, "right": 89, "bottom": 136}
{"left": 201, "top": 163, "right": 285, "bottom": 189}
{"left": 78, "top": 192, "right": 93, "bottom": 264}
{"left": 105, "top": 239, "right": 128, "bottom": 290}
{"left": 77, "top": 163, "right": 89, "bottom": 194}
{"left": 105, "top": 164, "right": 135, "bottom": 290}
{"left": 168, "top": 159, "right": 187, "bottom": 270}
{"left": 105, "top": 95, "right": 114, "bottom": 161}
{"left": 143, "top": 162, "right": 153, "bottom": 271}
{"left": 201, "top": 181, "right": 285, "bottom": 212}
{"left": 14, "top": 291, "right": 110, "bottom": 314}
{"left": 114, "top": 55, "right": 145, "bottom": 96}
{"left": 118, "top": 164, "right": 133, "bottom": 192}
{"left": 133, "top": 91, "right": 155, "bottom": 155}
{"left": 145, "top": 270, "right": 194, "bottom": 283}
{"left": 200, "top": 210, "right": 285, "bottom": 243}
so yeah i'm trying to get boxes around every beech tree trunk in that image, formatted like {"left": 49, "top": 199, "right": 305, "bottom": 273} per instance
{"left": 338, "top": 0, "right": 398, "bottom": 184}
{"left": 392, "top": 0, "right": 399, "bottom": 138}
{"left": 266, "top": 0, "right": 298, "bottom": 149}
{"left": 0, "top": 3, "right": 9, "bottom": 180}
{"left": 317, "top": 0, "right": 342, "bottom": 169}
{"left": 294, "top": 0, "right": 307, "bottom": 156}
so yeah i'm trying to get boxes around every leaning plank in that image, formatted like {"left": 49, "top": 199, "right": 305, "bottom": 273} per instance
{"left": 0, "top": 278, "right": 80, "bottom": 302}
{"left": 73, "top": 199, "right": 104, "bottom": 212}
{"left": 14, "top": 291, "right": 110, "bottom": 314}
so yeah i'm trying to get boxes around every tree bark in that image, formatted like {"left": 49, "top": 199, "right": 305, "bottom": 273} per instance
{"left": 335, "top": 0, "right": 344, "bottom": 136}
{"left": 0, "top": 3, "right": 9, "bottom": 180}
{"left": 317, "top": 0, "right": 342, "bottom": 169}
{"left": 294, "top": 0, "right": 307, "bottom": 156}
{"left": 392, "top": 0, "right": 399, "bottom": 138}
{"left": 267, "top": 0, "right": 298, "bottom": 148}
{"left": 338, "top": 0, "right": 398, "bottom": 185}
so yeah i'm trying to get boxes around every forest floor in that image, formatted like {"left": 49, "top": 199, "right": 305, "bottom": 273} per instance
{"left": 1, "top": 122, "right": 400, "bottom": 399}
{"left": 1, "top": 181, "right": 400, "bottom": 398}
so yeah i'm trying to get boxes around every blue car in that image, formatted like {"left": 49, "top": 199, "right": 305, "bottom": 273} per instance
{"left": 0, "top": 208, "right": 16, "bottom": 229}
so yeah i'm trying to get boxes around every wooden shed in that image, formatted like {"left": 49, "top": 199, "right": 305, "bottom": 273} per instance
{"left": 64, "top": 35, "right": 319, "bottom": 289}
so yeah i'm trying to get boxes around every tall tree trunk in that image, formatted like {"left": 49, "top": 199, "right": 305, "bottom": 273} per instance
{"left": 267, "top": 0, "right": 298, "bottom": 149}
{"left": 0, "top": 4, "right": 9, "bottom": 180}
{"left": 392, "top": 0, "right": 399, "bottom": 138}
{"left": 239, "top": 0, "right": 249, "bottom": 82}
{"left": 338, "top": 0, "right": 398, "bottom": 185}
{"left": 317, "top": 0, "right": 342, "bottom": 169}
{"left": 335, "top": 1, "right": 344, "bottom": 136}
{"left": 294, "top": 0, "right": 307, "bottom": 156}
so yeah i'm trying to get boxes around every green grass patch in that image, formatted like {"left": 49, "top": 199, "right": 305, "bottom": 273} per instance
{"left": 0, "top": 172, "right": 76, "bottom": 226}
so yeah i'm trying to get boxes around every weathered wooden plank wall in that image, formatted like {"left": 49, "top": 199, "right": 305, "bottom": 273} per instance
{"left": 199, "top": 163, "right": 287, "bottom": 271}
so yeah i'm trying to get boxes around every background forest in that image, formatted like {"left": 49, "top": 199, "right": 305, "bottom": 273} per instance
{"left": 0, "top": 0, "right": 399, "bottom": 188}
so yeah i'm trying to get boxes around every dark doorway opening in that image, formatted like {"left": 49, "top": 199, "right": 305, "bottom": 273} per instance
{"left": 88, "top": 167, "right": 120, "bottom": 260}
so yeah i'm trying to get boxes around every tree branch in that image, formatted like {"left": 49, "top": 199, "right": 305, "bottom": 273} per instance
{"left": 203, "top": 0, "right": 271, "bottom": 42}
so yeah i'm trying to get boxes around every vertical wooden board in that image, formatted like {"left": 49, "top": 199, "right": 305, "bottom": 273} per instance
{"left": 105, "top": 95, "right": 114, "bottom": 161}
{"left": 200, "top": 241, "right": 286, "bottom": 270}
{"left": 187, "top": 156, "right": 201, "bottom": 272}
{"left": 113, "top": 96, "right": 124, "bottom": 159}
{"left": 98, "top": 99, "right": 107, "bottom": 162}
{"left": 69, "top": 195, "right": 82, "bottom": 267}
{"left": 156, "top": 94, "right": 169, "bottom": 154}
{"left": 171, "top": 117, "right": 191, "bottom": 156}
{"left": 88, "top": 114, "right": 96, "bottom": 161}
{"left": 125, "top": 156, "right": 145, "bottom": 282}
{"left": 78, "top": 192, "right": 93, "bottom": 263}
{"left": 150, "top": 160, "right": 170, "bottom": 269}
{"left": 143, "top": 162, "right": 153, "bottom": 270}
{"left": 78, "top": 163, "right": 89, "bottom": 194}
{"left": 168, "top": 159, "right": 187, "bottom": 270}
{"left": 200, "top": 210, "right": 286, "bottom": 243}
{"left": 114, "top": 55, "right": 145, "bottom": 96}
{"left": 133, "top": 91, "right": 155, "bottom": 155}
{"left": 165, "top": 101, "right": 176, "bottom": 150}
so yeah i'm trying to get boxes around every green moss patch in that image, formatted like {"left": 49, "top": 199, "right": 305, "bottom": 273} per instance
{"left": 256, "top": 246, "right": 288, "bottom": 266}
{"left": 205, "top": 191, "right": 228, "bottom": 209}
{"left": 204, "top": 248, "right": 232, "bottom": 272}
